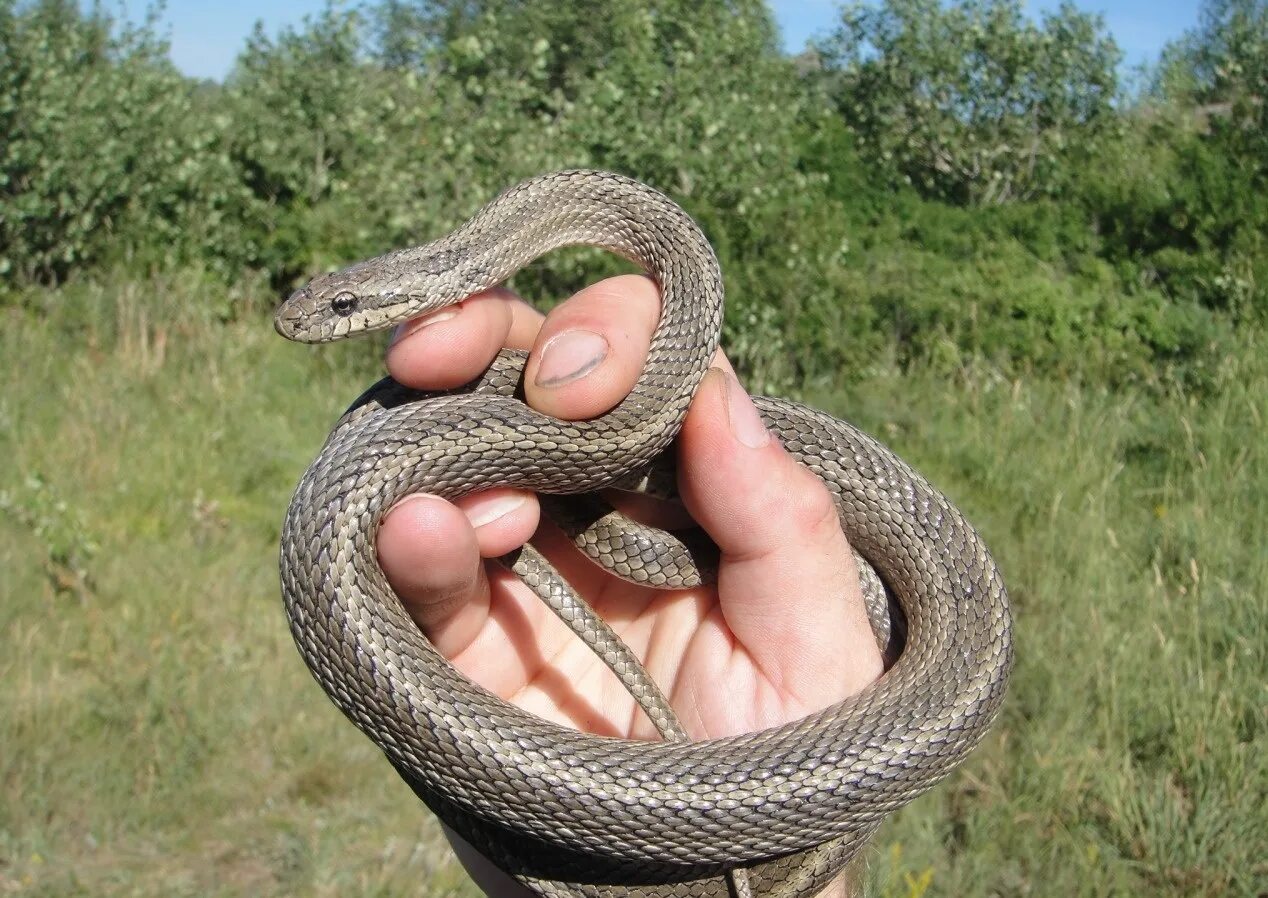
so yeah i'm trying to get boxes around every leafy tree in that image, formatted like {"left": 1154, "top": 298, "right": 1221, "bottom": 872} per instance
{"left": 816, "top": 0, "right": 1121, "bottom": 205}
{"left": 0, "top": 0, "right": 246, "bottom": 280}
{"left": 223, "top": 5, "right": 380, "bottom": 277}
{"left": 1159, "top": 0, "right": 1266, "bottom": 202}
{"left": 0, "top": 0, "right": 1258, "bottom": 383}
{"left": 1097, "top": 0, "right": 1268, "bottom": 321}
{"left": 1161, "top": 0, "right": 1267, "bottom": 115}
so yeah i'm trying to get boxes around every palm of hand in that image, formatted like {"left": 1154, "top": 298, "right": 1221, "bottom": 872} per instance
{"left": 468, "top": 528, "right": 851, "bottom": 743}
{"left": 375, "top": 276, "right": 881, "bottom": 742}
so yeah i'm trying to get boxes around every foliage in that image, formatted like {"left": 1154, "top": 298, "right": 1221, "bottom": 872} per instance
{"left": 1160, "top": 0, "right": 1268, "bottom": 122}
{"left": 815, "top": 0, "right": 1122, "bottom": 205}
{"left": 3, "top": 3, "right": 1267, "bottom": 894}
{"left": 2, "top": 274, "right": 1263, "bottom": 896}
{"left": 0, "top": 0, "right": 1265, "bottom": 383}
{"left": 1073, "top": 109, "right": 1267, "bottom": 323}
{"left": 222, "top": 5, "right": 412, "bottom": 279}
{"left": 0, "top": 0, "right": 249, "bottom": 280}
{"left": 1141, "top": 0, "right": 1268, "bottom": 320}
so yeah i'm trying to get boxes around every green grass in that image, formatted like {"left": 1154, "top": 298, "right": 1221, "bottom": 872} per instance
{"left": 1, "top": 274, "right": 1264, "bottom": 897}
{"left": 822, "top": 355, "right": 1267, "bottom": 896}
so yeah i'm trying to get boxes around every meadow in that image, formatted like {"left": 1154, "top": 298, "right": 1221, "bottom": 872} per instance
{"left": 1, "top": 273, "right": 1262, "bottom": 896}
{"left": 3, "top": 0, "right": 1266, "bottom": 894}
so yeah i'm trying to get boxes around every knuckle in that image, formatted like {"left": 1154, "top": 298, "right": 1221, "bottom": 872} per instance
{"left": 783, "top": 472, "right": 841, "bottom": 542}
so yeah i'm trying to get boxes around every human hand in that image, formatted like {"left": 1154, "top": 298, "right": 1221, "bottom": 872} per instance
{"left": 377, "top": 274, "right": 882, "bottom": 897}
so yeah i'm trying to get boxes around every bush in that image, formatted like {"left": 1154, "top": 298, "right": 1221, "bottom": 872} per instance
{"left": 816, "top": 0, "right": 1122, "bottom": 206}
{"left": 0, "top": 0, "right": 1260, "bottom": 389}
{"left": 0, "top": 0, "right": 249, "bottom": 280}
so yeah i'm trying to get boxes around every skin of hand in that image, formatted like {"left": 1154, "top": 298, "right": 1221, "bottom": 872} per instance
{"left": 376, "top": 274, "right": 883, "bottom": 898}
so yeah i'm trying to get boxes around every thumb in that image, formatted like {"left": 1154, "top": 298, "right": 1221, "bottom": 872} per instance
{"left": 676, "top": 368, "right": 882, "bottom": 711}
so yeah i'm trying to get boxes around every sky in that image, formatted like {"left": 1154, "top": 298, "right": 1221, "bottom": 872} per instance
{"left": 157, "top": 0, "right": 1204, "bottom": 83}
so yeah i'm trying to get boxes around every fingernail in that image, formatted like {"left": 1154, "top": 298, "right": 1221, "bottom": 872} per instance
{"left": 535, "top": 330, "right": 608, "bottom": 387}
{"left": 715, "top": 368, "right": 770, "bottom": 449}
{"left": 464, "top": 493, "right": 527, "bottom": 529}
{"left": 391, "top": 306, "right": 460, "bottom": 344}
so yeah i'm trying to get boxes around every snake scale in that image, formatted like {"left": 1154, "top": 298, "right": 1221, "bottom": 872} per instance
{"left": 276, "top": 170, "right": 1013, "bottom": 898}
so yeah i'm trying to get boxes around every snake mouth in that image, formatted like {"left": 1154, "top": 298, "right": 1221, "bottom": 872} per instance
{"left": 274, "top": 311, "right": 320, "bottom": 343}
{"left": 273, "top": 311, "right": 299, "bottom": 340}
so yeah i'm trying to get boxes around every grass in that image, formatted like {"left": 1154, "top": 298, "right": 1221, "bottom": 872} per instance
{"left": 823, "top": 353, "right": 1267, "bottom": 896}
{"left": 1, "top": 273, "right": 1263, "bottom": 897}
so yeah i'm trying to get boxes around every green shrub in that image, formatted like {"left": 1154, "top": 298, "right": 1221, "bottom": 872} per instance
{"left": 0, "top": 0, "right": 1262, "bottom": 389}
{"left": 815, "top": 0, "right": 1122, "bottom": 206}
{"left": 0, "top": 0, "right": 250, "bottom": 280}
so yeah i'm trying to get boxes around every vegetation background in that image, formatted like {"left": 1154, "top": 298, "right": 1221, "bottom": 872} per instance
{"left": 1, "top": 0, "right": 1265, "bottom": 895}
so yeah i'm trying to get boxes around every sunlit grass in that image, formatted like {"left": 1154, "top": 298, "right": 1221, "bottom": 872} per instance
{"left": 1, "top": 275, "right": 1263, "bottom": 896}
{"left": 818, "top": 351, "right": 1267, "bottom": 896}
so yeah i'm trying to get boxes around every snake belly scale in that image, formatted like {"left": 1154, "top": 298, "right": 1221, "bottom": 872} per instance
{"left": 276, "top": 170, "right": 1013, "bottom": 897}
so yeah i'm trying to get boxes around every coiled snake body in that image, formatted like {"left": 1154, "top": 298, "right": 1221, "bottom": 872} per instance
{"left": 276, "top": 171, "right": 1013, "bottom": 897}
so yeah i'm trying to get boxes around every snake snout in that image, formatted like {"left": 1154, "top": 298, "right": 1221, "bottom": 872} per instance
{"left": 274, "top": 288, "right": 316, "bottom": 341}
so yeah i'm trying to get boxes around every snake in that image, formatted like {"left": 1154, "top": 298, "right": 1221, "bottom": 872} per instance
{"left": 275, "top": 170, "right": 1013, "bottom": 898}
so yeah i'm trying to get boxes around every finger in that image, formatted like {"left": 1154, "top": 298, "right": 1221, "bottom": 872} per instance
{"left": 522, "top": 274, "right": 661, "bottom": 420}
{"left": 378, "top": 490, "right": 540, "bottom": 656}
{"left": 385, "top": 287, "right": 544, "bottom": 389}
{"left": 442, "top": 825, "right": 538, "bottom": 898}
{"left": 379, "top": 498, "right": 653, "bottom": 725}
{"left": 677, "top": 368, "right": 883, "bottom": 713}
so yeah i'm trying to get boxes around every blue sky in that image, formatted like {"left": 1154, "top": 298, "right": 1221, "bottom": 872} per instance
{"left": 159, "top": 1, "right": 1203, "bottom": 82}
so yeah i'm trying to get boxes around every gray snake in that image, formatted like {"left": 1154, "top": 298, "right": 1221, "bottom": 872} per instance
{"left": 275, "top": 170, "right": 1013, "bottom": 897}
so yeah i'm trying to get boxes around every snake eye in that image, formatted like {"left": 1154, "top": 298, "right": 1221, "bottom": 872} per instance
{"left": 331, "top": 292, "right": 358, "bottom": 316}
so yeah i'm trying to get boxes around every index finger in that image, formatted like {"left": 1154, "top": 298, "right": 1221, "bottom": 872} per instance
{"left": 385, "top": 275, "right": 664, "bottom": 425}
{"left": 385, "top": 286, "right": 545, "bottom": 390}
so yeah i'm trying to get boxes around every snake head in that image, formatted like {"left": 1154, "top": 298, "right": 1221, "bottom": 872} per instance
{"left": 275, "top": 243, "right": 478, "bottom": 343}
